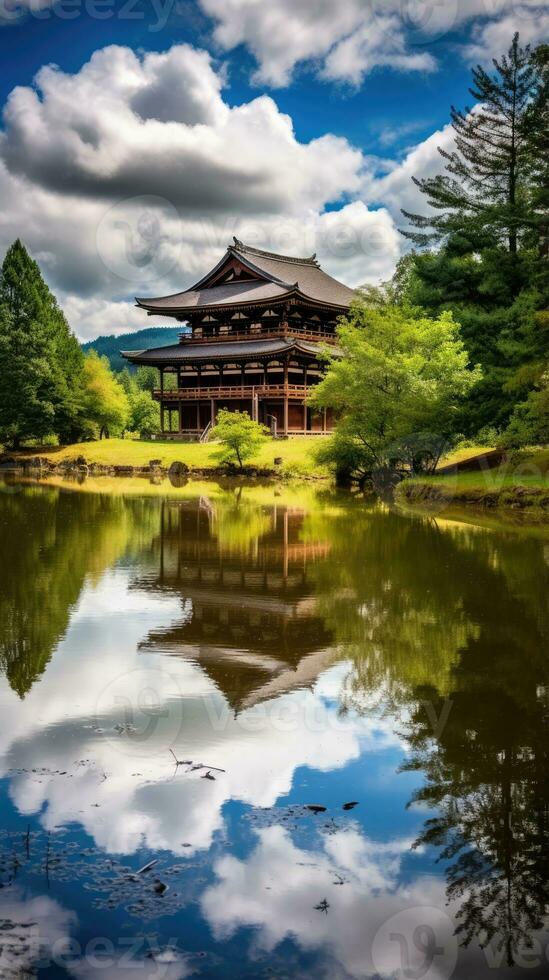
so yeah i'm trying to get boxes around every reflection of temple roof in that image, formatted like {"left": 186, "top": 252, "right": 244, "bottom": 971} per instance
{"left": 148, "top": 638, "right": 337, "bottom": 712}
{"left": 135, "top": 501, "right": 335, "bottom": 710}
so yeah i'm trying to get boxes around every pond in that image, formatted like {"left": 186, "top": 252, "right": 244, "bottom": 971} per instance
{"left": 1, "top": 475, "right": 549, "bottom": 979}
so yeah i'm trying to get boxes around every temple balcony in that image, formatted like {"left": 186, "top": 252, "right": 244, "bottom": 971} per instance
{"left": 154, "top": 384, "right": 310, "bottom": 401}
{"left": 179, "top": 324, "right": 337, "bottom": 345}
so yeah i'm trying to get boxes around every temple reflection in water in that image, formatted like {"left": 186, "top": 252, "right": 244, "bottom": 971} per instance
{"left": 137, "top": 495, "right": 335, "bottom": 710}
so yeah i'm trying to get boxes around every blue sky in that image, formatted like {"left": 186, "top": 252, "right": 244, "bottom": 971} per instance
{"left": 0, "top": 0, "right": 546, "bottom": 339}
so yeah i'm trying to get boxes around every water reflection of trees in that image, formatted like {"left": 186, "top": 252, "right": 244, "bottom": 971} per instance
{"left": 304, "top": 504, "right": 482, "bottom": 699}
{"left": 5, "top": 478, "right": 549, "bottom": 963}
{"left": 308, "top": 502, "right": 549, "bottom": 965}
{"left": 0, "top": 486, "right": 159, "bottom": 696}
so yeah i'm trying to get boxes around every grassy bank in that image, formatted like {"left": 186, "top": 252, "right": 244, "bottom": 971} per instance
{"left": 8, "top": 436, "right": 328, "bottom": 478}
{"left": 398, "top": 448, "right": 549, "bottom": 512}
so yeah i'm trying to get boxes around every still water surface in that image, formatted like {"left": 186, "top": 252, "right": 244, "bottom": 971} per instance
{"left": 1, "top": 476, "right": 549, "bottom": 979}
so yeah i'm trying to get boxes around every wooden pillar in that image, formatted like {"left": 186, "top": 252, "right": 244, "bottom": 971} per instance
{"left": 283, "top": 358, "right": 289, "bottom": 435}
{"left": 302, "top": 359, "right": 307, "bottom": 432}
{"left": 210, "top": 399, "right": 215, "bottom": 425}
{"left": 283, "top": 509, "right": 289, "bottom": 581}
{"left": 323, "top": 408, "right": 327, "bottom": 433}
{"left": 178, "top": 401, "right": 183, "bottom": 433}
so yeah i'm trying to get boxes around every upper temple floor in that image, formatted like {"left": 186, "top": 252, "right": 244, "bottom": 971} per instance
{"left": 134, "top": 239, "right": 356, "bottom": 345}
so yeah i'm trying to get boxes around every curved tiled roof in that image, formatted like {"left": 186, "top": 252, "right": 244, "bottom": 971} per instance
{"left": 121, "top": 337, "right": 326, "bottom": 366}
{"left": 136, "top": 240, "right": 356, "bottom": 314}
{"left": 136, "top": 279, "right": 289, "bottom": 311}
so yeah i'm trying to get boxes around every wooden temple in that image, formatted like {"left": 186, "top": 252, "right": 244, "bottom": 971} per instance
{"left": 122, "top": 238, "right": 355, "bottom": 438}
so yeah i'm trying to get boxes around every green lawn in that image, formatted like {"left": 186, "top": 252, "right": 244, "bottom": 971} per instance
{"left": 399, "top": 447, "right": 549, "bottom": 510}
{"left": 437, "top": 444, "right": 495, "bottom": 468}
{"left": 14, "top": 435, "right": 328, "bottom": 477}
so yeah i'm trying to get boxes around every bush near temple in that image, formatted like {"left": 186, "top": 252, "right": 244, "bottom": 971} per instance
{"left": 211, "top": 409, "right": 269, "bottom": 471}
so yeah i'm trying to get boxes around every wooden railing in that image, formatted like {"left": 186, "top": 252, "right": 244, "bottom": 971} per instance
{"left": 180, "top": 325, "right": 336, "bottom": 345}
{"left": 155, "top": 384, "right": 309, "bottom": 401}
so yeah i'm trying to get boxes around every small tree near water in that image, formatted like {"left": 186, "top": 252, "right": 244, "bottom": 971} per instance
{"left": 211, "top": 409, "right": 269, "bottom": 470}
{"left": 82, "top": 351, "right": 129, "bottom": 439}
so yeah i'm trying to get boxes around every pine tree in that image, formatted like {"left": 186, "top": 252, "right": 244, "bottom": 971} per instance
{"left": 0, "top": 241, "right": 57, "bottom": 447}
{"left": 399, "top": 38, "right": 548, "bottom": 433}
{"left": 525, "top": 44, "right": 549, "bottom": 263}
{"left": 402, "top": 34, "right": 539, "bottom": 277}
{"left": 0, "top": 240, "right": 86, "bottom": 447}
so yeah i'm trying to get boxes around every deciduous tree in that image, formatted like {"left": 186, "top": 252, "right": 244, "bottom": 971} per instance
{"left": 211, "top": 409, "right": 268, "bottom": 470}
{"left": 82, "top": 351, "right": 129, "bottom": 439}
{"left": 309, "top": 301, "right": 480, "bottom": 483}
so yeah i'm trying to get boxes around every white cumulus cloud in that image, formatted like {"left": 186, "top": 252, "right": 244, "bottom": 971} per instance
{"left": 0, "top": 43, "right": 404, "bottom": 340}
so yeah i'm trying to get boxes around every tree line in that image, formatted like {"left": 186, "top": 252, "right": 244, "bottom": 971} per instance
{"left": 313, "top": 34, "right": 549, "bottom": 483}
{"left": 0, "top": 240, "right": 161, "bottom": 446}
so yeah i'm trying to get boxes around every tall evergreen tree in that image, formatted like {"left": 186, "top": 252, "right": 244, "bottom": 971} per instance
{"left": 0, "top": 240, "right": 85, "bottom": 447}
{"left": 399, "top": 37, "right": 548, "bottom": 433}
{"left": 402, "top": 34, "right": 539, "bottom": 277}
{"left": 525, "top": 44, "right": 549, "bottom": 262}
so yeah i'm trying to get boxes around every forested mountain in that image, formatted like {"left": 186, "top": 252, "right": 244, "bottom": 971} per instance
{"left": 82, "top": 326, "right": 184, "bottom": 372}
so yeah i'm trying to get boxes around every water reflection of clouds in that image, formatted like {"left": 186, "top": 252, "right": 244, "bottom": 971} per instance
{"left": 201, "top": 824, "right": 456, "bottom": 980}
{"left": 0, "top": 572, "right": 403, "bottom": 857}
{"left": 0, "top": 887, "right": 194, "bottom": 980}
{"left": 0, "top": 888, "right": 75, "bottom": 980}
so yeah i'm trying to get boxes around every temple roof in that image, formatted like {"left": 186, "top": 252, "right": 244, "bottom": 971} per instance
{"left": 122, "top": 336, "right": 325, "bottom": 366}
{"left": 136, "top": 239, "right": 356, "bottom": 315}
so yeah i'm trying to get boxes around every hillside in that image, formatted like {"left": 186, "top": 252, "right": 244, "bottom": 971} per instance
{"left": 82, "top": 326, "right": 186, "bottom": 372}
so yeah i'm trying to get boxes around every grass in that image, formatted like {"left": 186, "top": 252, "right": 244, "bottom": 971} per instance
{"left": 437, "top": 444, "right": 495, "bottom": 468}
{"left": 399, "top": 447, "right": 549, "bottom": 512}
{"left": 11, "top": 435, "right": 328, "bottom": 478}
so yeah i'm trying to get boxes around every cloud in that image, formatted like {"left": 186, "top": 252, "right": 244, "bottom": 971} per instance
{"left": 463, "top": 4, "right": 549, "bottom": 62}
{"left": 0, "top": 42, "right": 405, "bottom": 340}
{"left": 197, "top": 0, "right": 544, "bottom": 88}
{"left": 363, "top": 122, "right": 457, "bottom": 226}
{"left": 0, "top": 44, "right": 362, "bottom": 213}
{"left": 200, "top": 0, "right": 441, "bottom": 87}
{"left": 320, "top": 17, "right": 436, "bottom": 86}
{"left": 59, "top": 295, "right": 169, "bottom": 340}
